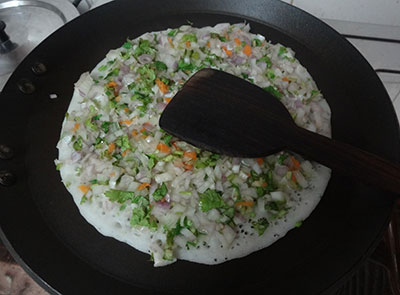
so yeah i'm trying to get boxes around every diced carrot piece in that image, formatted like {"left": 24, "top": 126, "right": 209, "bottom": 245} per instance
{"left": 107, "top": 81, "right": 117, "bottom": 88}
{"left": 155, "top": 78, "right": 169, "bottom": 94}
{"left": 185, "top": 41, "right": 191, "bottom": 48}
{"left": 256, "top": 158, "right": 264, "bottom": 165}
{"left": 262, "top": 182, "right": 268, "bottom": 187}
{"left": 120, "top": 120, "right": 132, "bottom": 125}
{"left": 184, "top": 151, "right": 197, "bottom": 161}
{"left": 221, "top": 46, "right": 232, "bottom": 57}
{"left": 124, "top": 107, "right": 130, "bottom": 113}
{"left": 243, "top": 44, "right": 251, "bottom": 56}
{"left": 291, "top": 156, "right": 301, "bottom": 170}
{"left": 131, "top": 130, "right": 138, "bottom": 137}
{"left": 234, "top": 37, "right": 241, "bottom": 46}
{"left": 108, "top": 143, "right": 115, "bottom": 154}
{"left": 168, "top": 37, "right": 174, "bottom": 48}
{"left": 110, "top": 172, "right": 115, "bottom": 177}
{"left": 115, "top": 95, "right": 121, "bottom": 102}
{"left": 291, "top": 173, "right": 297, "bottom": 183}
{"left": 172, "top": 142, "right": 181, "bottom": 151}
{"left": 140, "top": 128, "right": 146, "bottom": 134}
{"left": 157, "top": 143, "right": 171, "bottom": 154}
{"left": 184, "top": 163, "right": 193, "bottom": 170}
{"left": 282, "top": 76, "right": 290, "bottom": 82}
{"left": 235, "top": 200, "right": 254, "bottom": 207}
{"left": 78, "top": 185, "right": 90, "bottom": 194}
{"left": 72, "top": 123, "right": 80, "bottom": 132}
{"left": 207, "top": 41, "right": 210, "bottom": 48}
{"left": 165, "top": 97, "right": 172, "bottom": 103}
{"left": 122, "top": 150, "right": 128, "bottom": 157}
{"left": 137, "top": 182, "right": 150, "bottom": 190}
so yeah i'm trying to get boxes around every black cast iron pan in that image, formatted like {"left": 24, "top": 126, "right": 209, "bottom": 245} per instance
{"left": 0, "top": 0, "right": 399, "bottom": 294}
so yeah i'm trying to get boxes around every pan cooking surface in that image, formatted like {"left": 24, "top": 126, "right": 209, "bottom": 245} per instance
{"left": 0, "top": 0, "right": 398, "bottom": 294}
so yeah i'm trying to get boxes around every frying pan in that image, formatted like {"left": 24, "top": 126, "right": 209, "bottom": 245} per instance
{"left": 0, "top": 0, "right": 399, "bottom": 294}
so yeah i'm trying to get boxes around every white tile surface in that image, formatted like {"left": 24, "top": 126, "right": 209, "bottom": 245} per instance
{"left": 291, "top": 0, "right": 400, "bottom": 26}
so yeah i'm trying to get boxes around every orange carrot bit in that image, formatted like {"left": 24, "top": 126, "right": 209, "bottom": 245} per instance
{"left": 72, "top": 122, "right": 80, "bottom": 132}
{"left": 165, "top": 97, "right": 172, "bottom": 103}
{"left": 122, "top": 150, "right": 128, "bottom": 157}
{"left": 139, "top": 127, "right": 146, "bottom": 134}
{"left": 120, "top": 119, "right": 132, "bottom": 126}
{"left": 262, "top": 182, "right": 268, "bottom": 187}
{"left": 185, "top": 41, "right": 191, "bottom": 48}
{"left": 291, "top": 156, "right": 301, "bottom": 170}
{"left": 78, "top": 185, "right": 90, "bottom": 194}
{"left": 243, "top": 44, "right": 252, "bottom": 57}
{"left": 115, "top": 95, "right": 121, "bottom": 102}
{"left": 282, "top": 76, "right": 290, "bottom": 82}
{"left": 107, "top": 81, "right": 117, "bottom": 88}
{"left": 291, "top": 173, "right": 297, "bottom": 183}
{"left": 261, "top": 42, "right": 265, "bottom": 47}
{"left": 108, "top": 143, "right": 115, "bottom": 154}
{"left": 168, "top": 37, "right": 174, "bottom": 48}
{"left": 109, "top": 171, "right": 116, "bottom": 177}
{"left": 221, "top": 46, "right": 232, "bottom": 57}
{"left": 157, "top": 143, "right": 171, "bottom": 154}
{"left": 207, "top": 41, "right": 211, "bottom": 48}
{"left": 234, "top": 37, "right": 241, "bottom": 46}
{"left": 256, "top": 158, "right": 264, "bottom": 165}
{"left": 184, "top": 151, "right": 197, "bottom": 161}
{"left": 172, "top": 142, "right": 181, "bottom": 151}
{"left": 131, "top": 129, "right": 138, "bottom": 137}
{"left": 124, "top": 107, "right": 130, "bottom": 113}
{"left": 155, "top": 78, "right": 169, "bottom": 94}
{"left": 235, "top": 200, "right": 254, "bottom": 207}
{"left": 183, "top": 163, "right": 193, "bottom": 171}
{"left": 137, "top": 182, "right": 150, "bottom": 191}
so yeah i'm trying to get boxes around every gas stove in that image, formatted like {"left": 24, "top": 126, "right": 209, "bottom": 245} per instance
{"left": 0, "top": 4, "right": 399, "bottom": 294}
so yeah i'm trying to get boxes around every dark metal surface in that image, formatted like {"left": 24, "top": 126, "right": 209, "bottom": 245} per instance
{"left": 0, "top": 0, "right": 399, "bottom": 294}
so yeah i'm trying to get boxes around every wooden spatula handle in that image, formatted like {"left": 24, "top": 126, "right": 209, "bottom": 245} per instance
{"left": 290, "top": 127, "right": 400, "bottom": 194}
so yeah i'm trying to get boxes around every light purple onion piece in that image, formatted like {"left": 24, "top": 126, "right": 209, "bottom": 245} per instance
{"left": 143, "top": 122, "right": 155, "bottom": 131}
{"left": 232, "top": 157, "right": 241, "bottom": 165}
{"left": 138, "top": 54, "right": 153, "bottom": 64}
{"left": 274, "top": 164, "right": 288, "bottom": 177}
{"left": 71, "top": 151, "right": 81, "bottom": 163}
{"left": 155, "top": 102, "right": 167, "bottom": 112}
{"left": 120, "top": 64, "right": 130, "bottom": 74}
{"left": 258, "top": 61, "right": 267, "bottom": 71}
{"left": 78, "top": 89, "right": 86, "bottom": 97}
{"left": 231, "top": 55, "right": 244, "bottom": 66}
{"left": 295, "top": 100, "right": 303, "bottom": 108}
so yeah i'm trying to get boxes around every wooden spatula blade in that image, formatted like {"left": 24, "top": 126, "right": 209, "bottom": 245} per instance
{"left": 159, "top": 68, "right": 294, "bottom": 157}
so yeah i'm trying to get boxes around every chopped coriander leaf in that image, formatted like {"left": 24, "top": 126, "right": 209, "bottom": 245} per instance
{"left": 153, "top": 183, "right": 168, "bottom": 201}
{"left": 278, "top": 46, "right": 288, "bottom": 57}
{"left": 120, "top": 204, "right": 127, "bottom": 211}
{"left": 257, "top": 56, "right": 272, "bottom": 68}
{"left": 85, "top": 117, "right": 97, "bottom": 131}
{"left": 98, "top": 64, "right": 108, "bottom": 71}
{"left": 105, "top": 68, "right": 120, "bottom": 79}
{"left": 122, "top": 42, "right": 132, "bottom": 49}
{"left": 168, "top": 29, "right": 178, "bottom": 37}
{"left": 266, "top": 70, "right": 276, "bottom": 79}
{"left": 252, "top": 218, "right": 269, "bottom": 235}
{"left": 80, "top": 195, "right": 88, "bottom": 205}
{"left": 115, "top": 135, "right": 132, "bottom": 152}
{"left": 73, "top": 136, "right": 83, "bottom": 151}
{"left": 199, "top": 189, "right": 226, "bottom": 212}
{"left": 186, "top": 19, "right": 194, "bottom": 25}
{"left": 264, "top": 85, "right": 283, "bottom": 99}
{"left": 148, "top": 157, "right": 155, "bottom": 170}
{"left": 101, "top": 121, "right": 112, "bottom": 133}
{"left": 277, "top": 153, "right": 289, "bottom": 165}
{"left": 133, "top": 39, "right": 155, "bottom": 58}
{"left": 252, "top": 38, "right": 262, "bottom": 47}
{"left": 178, "top": 59, "right": 195, "bottom": 72}
{"left": 55, "top": 163, "right": 63, "bottom": 170}
{"left": 105, "top": 189, "right": 135, "bottom": 203}
{"left": 154, "top": 61, "right": 168, "bottom": 71}
{"left": 130, "top": 207, "right": 151, "bottom": 227}
{"left": 295, "top": 220, "right": 303, "bottom": 227}
{"left": 162, "top": 134, "right": 173, "bottom": 146}
{"left": 181, "top": 33, "right": 197, "bottom": 43}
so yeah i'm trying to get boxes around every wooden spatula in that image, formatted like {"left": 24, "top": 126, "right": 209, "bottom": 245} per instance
{"left": 159, "top": 68, "right": 400, "bottom": 194}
